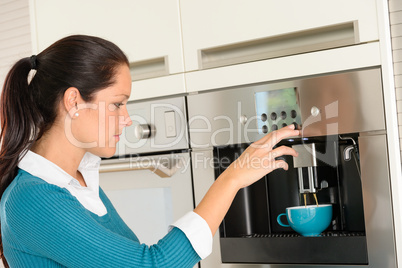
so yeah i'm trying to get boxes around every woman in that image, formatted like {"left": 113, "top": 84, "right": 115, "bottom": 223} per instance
{"left": 0, "top": 35, "right": 299, "bottom": 267}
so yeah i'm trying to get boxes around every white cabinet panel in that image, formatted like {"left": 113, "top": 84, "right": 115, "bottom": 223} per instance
{"left": 31, "top": 0, "right": 185, "bottom": 100}
{"left": 185, "top": 42, "right": 381, "bottom": 93}
{"left": 180, "top": 0, "right": 379, "bottom": 72}
{"left": 130, "top": 73, "right": 186, "bottom": 101}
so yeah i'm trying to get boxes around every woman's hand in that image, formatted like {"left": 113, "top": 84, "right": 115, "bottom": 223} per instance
{"left": 194, "top": 124, "right": 300, "bottom": 236}
{"left": 222, "top": 124, "right": 300, "bottom": 190}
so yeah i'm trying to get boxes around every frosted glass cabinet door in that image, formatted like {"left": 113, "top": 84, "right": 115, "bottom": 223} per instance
{"left": 179, "top": 0, "right": 379, "bottom": 72}
{"left": 30, "top": 0, "right": 185, "bottom": 99}
{"left": 99, "top": 152, "right": 194, "bottom": 245}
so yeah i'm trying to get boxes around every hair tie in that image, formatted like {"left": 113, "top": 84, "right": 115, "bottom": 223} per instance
{"left": 30, "top": 55, "right": 37, "bottom": 70}
{"left": 27, "top": 55, "right": 38, "bottom": 85}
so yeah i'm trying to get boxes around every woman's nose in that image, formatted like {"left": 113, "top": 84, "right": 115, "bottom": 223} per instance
{"left": 126, "top": 117, "right": 133, "bottom": 126}
{"left": 121, "top": 108, "right": 132, "bottom": 127}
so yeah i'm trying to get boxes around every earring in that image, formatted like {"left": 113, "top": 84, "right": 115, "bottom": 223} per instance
{"left": 74, "top": 103, "right": 79, "bottom": 118}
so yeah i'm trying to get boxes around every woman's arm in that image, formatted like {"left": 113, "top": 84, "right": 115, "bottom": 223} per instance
{"left": 194, "top": 125, "right": 299, "bottom": 235}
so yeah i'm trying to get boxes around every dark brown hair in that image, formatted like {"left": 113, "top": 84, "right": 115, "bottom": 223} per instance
{"left": 0, "top": 35, "right": 129, "bottom": 267}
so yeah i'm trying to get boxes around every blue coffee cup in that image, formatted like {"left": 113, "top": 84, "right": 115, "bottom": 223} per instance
{"left": 277, "top": 204, "right": 332, "bottom": 237}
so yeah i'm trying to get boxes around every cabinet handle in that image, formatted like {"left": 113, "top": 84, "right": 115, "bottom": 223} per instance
{"left": 129, "top": 56, "right": 169, "bottom": 81}
{"left": 199, "top": 21, "right": 358, "bottom": 70}
{"left": 100, "top": 158, "right": 178, "bottom": 178}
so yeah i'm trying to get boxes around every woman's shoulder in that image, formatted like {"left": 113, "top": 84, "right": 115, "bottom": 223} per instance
{"left": 14, "top": 168, "right": 64, "bottom": 190}
{"left": 16, "top": 168, "right": 47, "bottom": 183}
{"left": 2, "top": 169, "right": 70, "bottom": 205}
{"left": 1, "top": 169, "right": 85, "bottom": 224}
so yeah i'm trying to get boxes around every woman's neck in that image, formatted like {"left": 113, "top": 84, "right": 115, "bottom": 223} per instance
{"left": 31, "top": 126, "right": 87, "bottom": 187}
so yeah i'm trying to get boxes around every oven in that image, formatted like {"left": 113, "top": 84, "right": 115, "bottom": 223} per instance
{"left": 188, "top": 67, "right": 397, "bottom": 267}
{"left": 98, "top": 97, "right": 196, "bottom": 250}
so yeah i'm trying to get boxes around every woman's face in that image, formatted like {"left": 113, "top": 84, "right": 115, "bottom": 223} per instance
{"left": 69, "top": 64, "right": 133, "bottom": 158}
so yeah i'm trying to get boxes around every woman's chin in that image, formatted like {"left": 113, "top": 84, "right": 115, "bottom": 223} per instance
{"left": 89, "top": 147, "right": 117, "bottom": 159}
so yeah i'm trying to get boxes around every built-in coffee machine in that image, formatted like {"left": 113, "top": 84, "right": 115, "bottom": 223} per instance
{"left": 188, "top": 68, "right": 397, "bottom": 267}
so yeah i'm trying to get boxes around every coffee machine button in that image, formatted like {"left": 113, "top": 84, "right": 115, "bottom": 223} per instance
{"left": 282, "top": 123, "right": 287, "bottom": 128}
{"left": 291, "top": 110, "right": 297, "bottom": 118}
{"left": 262, "top": 125, "right": 268, "bottom": 133}
{"left": 270, "top": 112, "right": 277, "bottom": 120}
{"left": 292, "top": 122, "right": 299, "bottom": 129}
{"left": 311, "top": 106, "right": 320, "bottom": 117}
{"left": 281, "top": 111, "right": 287, "bottom": 120}
{"left": 134, "top": 124, "right": 153, "bottom": 139}
{"left": 261, "top": 113, "right": 267, "bottom": 122}
{"left": 272, "top": 124, "right": 278, "bottom": 131}
{"left": 239, "top": 115, "right": 248, "bottom": 125}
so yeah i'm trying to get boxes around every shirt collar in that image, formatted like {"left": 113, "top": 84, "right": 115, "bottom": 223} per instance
{"left": 18, "top": 150, "right": 100, "bottom": 188}
{"left": 18, "top": 150, "right": 107, "bottom": 216}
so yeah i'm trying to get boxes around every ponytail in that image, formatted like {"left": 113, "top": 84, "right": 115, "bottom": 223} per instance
{"left": 0, "top": 56, "right": 42, "bottom": 267}
{"left": 0, "top": 34, "right": 129, "bottom": 267}
{"left": 0, "top": 57, "right": 43, "bottom": 196}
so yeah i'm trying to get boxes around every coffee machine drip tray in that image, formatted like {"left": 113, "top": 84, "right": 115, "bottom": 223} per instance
{"left": 220, "top": 234, "right": 368, "bottom": 264}
{"left": 248, "top": 231, "right": 365, "bottom": 238}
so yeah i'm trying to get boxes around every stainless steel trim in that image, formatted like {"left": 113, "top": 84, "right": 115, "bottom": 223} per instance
{"left": 292, "top": 143, "right": 318, "bottom": 167}
{"left": 357, "top": 134, "right": 396, "bottom": 267}
{"left": 116, "top": 96, "right": 189, "bottom": 155}
{"left": 99, "top": 158, "right": 179, "bottom": 178}
{"left": 189, "top": 67, "right": 396, "bottom": 267}
{"left": 187, "top": 68, "right": 385, "bottom": 148}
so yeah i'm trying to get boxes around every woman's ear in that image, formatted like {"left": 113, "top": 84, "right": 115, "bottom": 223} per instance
{"left": 63, "top": 87, "right": 81, "bottom": 118}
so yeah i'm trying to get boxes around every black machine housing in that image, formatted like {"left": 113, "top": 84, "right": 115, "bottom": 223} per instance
{"left": 214, "top": 134, "right": 367, "bottom": 264}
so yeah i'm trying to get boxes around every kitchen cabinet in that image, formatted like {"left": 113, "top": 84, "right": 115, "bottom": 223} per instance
{"left": 179, "top": 0, "right": 379, "bottom": 72}
{"left": 31, "top": 1, "right": 381, "bottom": 98}
{"left": 184, "top": 41, "right": 382, "bottom": 93}
{"left": 100, "top": 152, "right": 194, "bottom": 246}
{"left": 30, "top": 0, "right": 186, "bottom": 101}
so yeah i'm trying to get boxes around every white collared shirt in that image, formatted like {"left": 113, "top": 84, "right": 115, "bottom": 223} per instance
{"left": 17, "top": 150, "right": 212, "bottom": 259}
{"left": 18, "top": 150, "right": 107, "bottom": 216}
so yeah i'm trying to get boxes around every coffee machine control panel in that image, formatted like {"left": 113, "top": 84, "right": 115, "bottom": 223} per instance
{"left": 255, "top": 87, "right": 302, "bottom": 134}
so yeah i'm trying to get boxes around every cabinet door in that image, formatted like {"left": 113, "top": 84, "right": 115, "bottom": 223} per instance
{"left": 179, "top": 0, "right": 379, "bottom": 72}
{"left": 31, "top": 0, "right": 185, "bottom": 100}
{"left": 100, "top": 153, "right": 194, "bottom": 245}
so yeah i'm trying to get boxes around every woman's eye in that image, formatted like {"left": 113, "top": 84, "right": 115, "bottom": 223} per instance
{"left": 108, "top": 102, "right": 126, "bottom": 111}
{"left": 114, "top": 103, "right": 123, "bottom": 109}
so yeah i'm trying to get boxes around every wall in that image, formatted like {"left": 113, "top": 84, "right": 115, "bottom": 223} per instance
{"left": 0, "top": 1, "right": 31, "bottom": 265}
{"left": 0, "top": 0, "right": 32, "bottom": 90}
{"left": 390, "top": 0, "right": 402, "bottom": 155}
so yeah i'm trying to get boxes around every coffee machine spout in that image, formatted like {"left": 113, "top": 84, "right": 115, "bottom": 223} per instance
{"left": 297, "top": 166, "right": 318, "bottom": 193}
{"left": 344, "top": 145, "right": 354, "bottom": 161}
{"left": 292, "top": 143, "right": 320, "bottom": 194}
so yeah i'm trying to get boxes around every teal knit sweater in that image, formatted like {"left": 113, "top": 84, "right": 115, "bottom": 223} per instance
{"left": 0, "top": 169, "right": 201, "bottom": 267}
